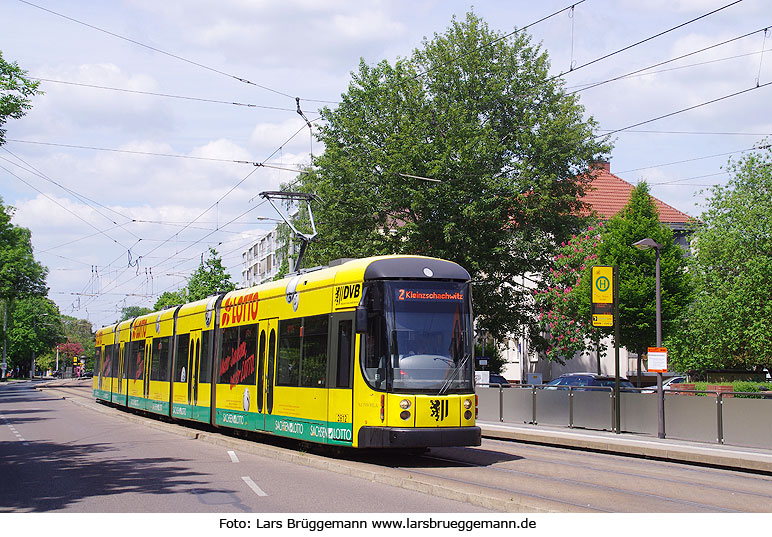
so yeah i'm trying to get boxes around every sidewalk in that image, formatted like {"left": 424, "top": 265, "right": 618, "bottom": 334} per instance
{"left": 478, "top": 420, "right": 772, "bottom": 473}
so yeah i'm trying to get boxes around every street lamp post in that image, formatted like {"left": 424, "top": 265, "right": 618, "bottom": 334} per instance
{"left": 633, "top": 238, "right": 665, "bottom": 439}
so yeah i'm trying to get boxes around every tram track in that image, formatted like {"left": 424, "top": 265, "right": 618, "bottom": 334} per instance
{"left": 403, "top": 440, "right": 772, "bottom": 512}
{"left": 409, "top": 451, "right": 739, "bottom": 513}
{"left": 478, "top": 439, "right": 772, "bottom": 501}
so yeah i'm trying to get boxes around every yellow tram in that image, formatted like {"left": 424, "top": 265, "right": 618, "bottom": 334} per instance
{"left": 93, "top": 255, "right": 480, "bottom": 448}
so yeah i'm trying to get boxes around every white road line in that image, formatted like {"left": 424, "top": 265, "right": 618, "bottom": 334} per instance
{"left": 228, "top": 450, "right": 240, "bottom": 463}
{"left": 241, "top": 476, "right": 267, "bottom": 497}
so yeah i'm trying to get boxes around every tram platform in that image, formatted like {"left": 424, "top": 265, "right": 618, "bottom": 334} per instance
{"left": 477, "top": 420, "right": 772, "bottom": 473}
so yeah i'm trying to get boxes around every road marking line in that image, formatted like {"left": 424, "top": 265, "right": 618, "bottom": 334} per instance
{"left": 241, "top": 476, "right": 267, "bottom": 497}
{"left": 228, "top": 450, "right": 239, "bottom": 463}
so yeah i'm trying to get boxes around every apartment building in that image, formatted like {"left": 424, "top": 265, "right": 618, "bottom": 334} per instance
{"left": 241, "top": 227, "right": 286, "bottom": 287}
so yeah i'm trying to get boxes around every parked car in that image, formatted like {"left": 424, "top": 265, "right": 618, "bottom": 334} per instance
{"left": 641, "top": 375, "right": 686, "bottom": 393}
{"left": 544, "top": 373, "right": 634, "bottom": 390}
{"left": 488, "top": 373, "right": 511, "bottom": 387}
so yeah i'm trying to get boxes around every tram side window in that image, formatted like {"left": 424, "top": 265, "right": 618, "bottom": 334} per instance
{"left": 94, "top": 346, "right": 102, "bottom": 376}
{"left": 218, "top": 324, "right": 257, "bottom": 386}
{"left": 301, "top": 315, "right": 328, "bottom": 387}
{"left": 199, "top": 330, "right": 212, "bottom": 384}
{"left": 277, "top": 320, "right": 301, "bottom": 386}
{"left": 277, "top": 315, "right": 329, "bottom": 388}
{"left": 150, "top": 336, "right": 171, "bottom": 381}
{"left": 102, "top": 344, "right": 113, "bottom": 378}
{"left": 127, "top": 340, "right": 145, "bottom": 381}
{"left": 175, "top": 333, "right": 190, "bottom": 383}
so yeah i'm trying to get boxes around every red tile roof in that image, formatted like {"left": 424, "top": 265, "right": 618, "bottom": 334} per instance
{"left": 580, "top": 162, "right": 692, "bottom": 225}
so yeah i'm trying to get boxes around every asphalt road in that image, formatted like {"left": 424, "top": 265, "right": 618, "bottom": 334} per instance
{"left": 3, "top": 380, "right": 772, "bottom": 513}
{"left": 0, "top": 380, "right": 489, "bottom": 513}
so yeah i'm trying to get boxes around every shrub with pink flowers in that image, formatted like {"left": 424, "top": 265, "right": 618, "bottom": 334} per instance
{"left": 532, "top": 224, "right": 607, "bottom": 364}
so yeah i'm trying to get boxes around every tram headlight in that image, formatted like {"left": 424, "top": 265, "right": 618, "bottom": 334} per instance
{"left": 400, "top": 410, "right": 411, "bottom": 420}
{"left": 399, "top": 399, "right": 411, "bottom": 410}
{"left": 463, "top": 399, "right": 472, "bottom": 410}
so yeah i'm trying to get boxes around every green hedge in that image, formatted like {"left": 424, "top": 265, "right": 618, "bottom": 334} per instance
{"left": 693, "top": 381, "right": 772, "bottom": 398}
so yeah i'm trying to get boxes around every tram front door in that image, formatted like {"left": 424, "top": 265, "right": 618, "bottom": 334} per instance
{"left": 327, "top": 313, "right": 354, "bottom": 446}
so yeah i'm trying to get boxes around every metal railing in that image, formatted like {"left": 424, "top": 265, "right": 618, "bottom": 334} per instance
{"left": 477, "top": 384, "right": 772, "bottom": 448}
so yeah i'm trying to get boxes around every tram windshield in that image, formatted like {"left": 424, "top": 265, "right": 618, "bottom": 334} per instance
{"left": 362, "top": 281, "right": 473, "bottom": 394}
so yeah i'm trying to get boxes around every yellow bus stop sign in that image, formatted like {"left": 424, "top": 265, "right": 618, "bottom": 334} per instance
{"left": 592, "top": 266, "right": 614, "bottom": 304}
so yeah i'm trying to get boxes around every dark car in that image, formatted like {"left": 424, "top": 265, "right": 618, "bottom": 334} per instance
{"left": 545, "top": 373, "right": 634, "bottom": 390}
{"left": 488, "top": 373, "right": 511, "bottom": 387}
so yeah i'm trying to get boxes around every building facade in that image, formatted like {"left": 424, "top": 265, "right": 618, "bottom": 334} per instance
{"left": 241, "top": 228, "right": 285, "bottom": 288}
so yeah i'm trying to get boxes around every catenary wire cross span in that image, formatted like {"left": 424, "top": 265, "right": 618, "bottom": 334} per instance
{"left": 569, "top": 26, "right": 772, "bottom": 96}
{"left": 598, "top": 81, "right": 772, "bottom": 138}
{"left": 27, "top": 78, "right": 299, "bottom": 112}
{"left": 17, "top": 0, "right": 296, "bottom": 100}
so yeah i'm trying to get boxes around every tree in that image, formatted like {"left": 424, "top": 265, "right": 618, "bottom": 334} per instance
{"left": 596, "top": 183, "right": 692, "bottom": 361}
{"left": 668, "top": 146, "right": 772, "bottom": 373}
{"left": 1, "top": 198, "right": 48, "bottom": 379}
{"left": 186, "top": 247, "right": 236, "bottom": 301}
{"left": 0, "top": 198, "right": 48, "bottom": 301}
{"left": 61, "top": 315, "right": 94, "bottom": 351}
{"left": 153, "top": 289, "right": 188, "bottom": 311}
{"left": 474, "top": 340, "right": 506, "bottom": 375}
{"left": 1, "top": 51, "right": 43, "bottom": 145}
{"left": 119, "top": 306, "right": 152, "bottom": 322}
{"left": 6, "top": 297, "right": 63, "bottom": 376}
{"left": 59, "top": 340, "right": 85, "bottom": 367}
{"left": 533, "top": 183, "right": 692, "bottom": 370}
{"left": 291, "top": 12, "right": 610, "bottom": 340}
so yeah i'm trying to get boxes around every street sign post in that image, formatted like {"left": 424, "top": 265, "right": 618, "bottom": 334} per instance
{"left": 647, "top": 347, "right": 668, "bottom": 373}
{"left": 591, "top": 265, "right": 621, "bottom": 433}
{"left": 591, "top": 266, "right": 614, "bottom": 328}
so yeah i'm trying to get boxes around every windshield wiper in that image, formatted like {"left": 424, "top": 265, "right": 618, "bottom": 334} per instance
{"left": 438, "top": 352, "right": 471, "bottom": 395}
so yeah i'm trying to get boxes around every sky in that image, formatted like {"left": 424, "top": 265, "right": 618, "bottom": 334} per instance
{"left": 1, "top": 0, "right": 771, "bottom": 331}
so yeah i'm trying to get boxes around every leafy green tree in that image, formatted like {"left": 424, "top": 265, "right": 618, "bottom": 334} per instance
{"left": 1, "top": 51, "right": 43, "bottom": 145}
{"left": 533, "top": 183, "right": 692, "bottom": 369}
{"left": 148, "top": 248, "right": 234, "bottom": 314}
{"left": 1, "top": 198, "right": 49, "bottom": 379}
{"left": 6, "top": 297, "right": 63, "bottom": 376}
{"left": 474, "top": 340, "right": 506, "bottom": 375}
{"left": 153, "top": 289, "right": 188, "bottom": 311}
{"left": 119, "top": 306, "right": 152, "bottom": 322}
{"left": 668, "top": 146, "right": 772, "bottom": 373}
{"left": 186, "top": 247, "right": 236, "bottom": 301}
{"left": 596, "top": 183, "right": 692, "bottom": 361}
{"left": 61, "top": 315, "right": 94, "bottom": 350}
{"left": 0, "top": 198, "right": 48, "bottom": 301}
{"left": 291, "top": 12, "right": 610, "bottom": 340}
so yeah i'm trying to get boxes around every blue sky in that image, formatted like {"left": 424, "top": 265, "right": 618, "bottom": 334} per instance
{"left": 1, "top": 0, "right": 770, "bottom": 329}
